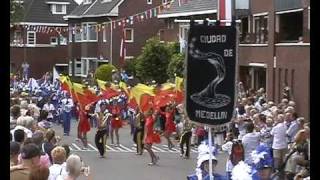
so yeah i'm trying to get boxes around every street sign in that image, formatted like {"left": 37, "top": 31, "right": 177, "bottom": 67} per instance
{"left": 185, "top": 22, "right": 236, "bottom": 126}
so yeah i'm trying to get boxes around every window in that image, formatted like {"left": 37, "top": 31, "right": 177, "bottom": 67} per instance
{"left": 81, "top": 59, "right": 88, "bottom": 76}
{"left": 167, "top": 20, "right": 174, "bottom": 29}
{"left": 60, "top": 35, "right": 67, "bottom": 45}
{"left": 13, "top": 30, "right": 22, "bottom": 44}
{"left": 27, "top": 31, "right": 36, "bottom": 45}
{"left": 82, "top": 23, "right": 87, "bottom": 41}
{"left": 125, "top": 28, "right": 134, "bottom": 43}
{"left": 147, "top": 0, "right": 152, "bottom": 4}
{"left": 75, "top": 24, "right": 81, "bottom": 42}
{"left": 81, "top": 23, "right": 97, "bottom": 41}
{"left": 69, "top": 26, "right": 73, "bottom": 42}
{"left": 50, "top": 37, "right": 58, "bottom": 45}
{"left": 88, "top": 24, "right": 97, "bottom": 40}
{"left": 159, "top": 29, "right": 165, "bottom": 42}
{"left": 74, "top": 59, "right": 82, "bottom": 75}
{"left": 276, "top": 11, "right": 303, "bottom": 43}
{"left": 253, "top": 15, "right": 268, "bottom": 44}
{"left": 239, "top": 17, "right": 249, "bottom": 43}
{"left": 51, "top": 4, "right": 66, "bottom": 14}
{"left": 277, "top": 11, "right": 303, "bottom": 43}
{"left": 103, "top": 24, "right": 107, "bottom": 42}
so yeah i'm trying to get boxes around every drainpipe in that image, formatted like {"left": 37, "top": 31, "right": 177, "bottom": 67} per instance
{"left": 272, "top": 0, "right": 276, "bottom": 102}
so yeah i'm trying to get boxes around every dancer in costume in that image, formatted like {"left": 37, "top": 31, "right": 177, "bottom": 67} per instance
{"left": 159, "top": 104, "right": 176, "bottom": 150}
{"left": 110, "top": 99, "right": 123, "bottom": 146}
{"left": 77, "top": 104, "right": 91, "bottom": 149}
{"left": 95, "top": 102, "right": 111, "bottom": 158}
{"left": 144, "top": 109, "right": 161, "bottom": 165}
{"left": 180, "top": 113, "right": 192, "bottom": 159}
{"left": 133, "top": 110, "right": 145, "bottom": 155}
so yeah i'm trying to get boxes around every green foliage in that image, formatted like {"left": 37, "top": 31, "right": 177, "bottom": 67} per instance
{"left": 94, "top": 64, "right": 117, "bottom": 82}
{"left": 123, "top": 58, "right": 137, "bottom": 76}
{"left": 167, "top": 53, "right": 185, "bottom": 79}
{"left": 10, "top": 0, "right": 24, "bottom": 23}
{"left": 135, "top": 37, "right": 171, "bottom": 84}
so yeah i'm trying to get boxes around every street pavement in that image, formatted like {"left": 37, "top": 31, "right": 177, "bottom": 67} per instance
{"left": 52, "top": 119, "right": 228, "bottom": 180}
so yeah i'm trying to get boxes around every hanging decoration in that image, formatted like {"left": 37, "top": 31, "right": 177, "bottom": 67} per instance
{"left": 10, "top": 1, "right": 175, "bottom": 34}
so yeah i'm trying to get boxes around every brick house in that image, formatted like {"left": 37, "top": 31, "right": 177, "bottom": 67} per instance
{"left": 10, "top": 0, "right": 79, "bottom": 79}
{"left": 158, "top": 0, "right": 310, "bottom": 118}
{"left": 64, "top": 0, "right": 167, "bottom": 78}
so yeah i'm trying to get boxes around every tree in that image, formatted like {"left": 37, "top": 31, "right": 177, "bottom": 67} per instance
{"left": 123, "top": 58, "right": 137, "bottom": 76}
{"left": 10, "top": 0, "right": 24, "bottom": 24}
{"left": 135, "top": 37, "right": 171, "bottom": 84}
{"left": 167, "top": 53, "right": 185, "bottom": 79}
{"left": 94, "top": 64, "right": 117, "bottom": 82}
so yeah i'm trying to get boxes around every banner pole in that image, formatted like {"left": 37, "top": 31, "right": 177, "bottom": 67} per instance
{"left": 208, "top": 126, "right": 213, "bottom": 180}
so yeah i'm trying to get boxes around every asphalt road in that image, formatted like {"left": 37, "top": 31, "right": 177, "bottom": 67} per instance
{"left": 52, "top": 119, "right": 228, "bottom": 180}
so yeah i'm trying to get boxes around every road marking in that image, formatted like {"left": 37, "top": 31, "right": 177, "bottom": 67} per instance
{"left": 119, "top": 144, "right": 134, "bottom": 152}
{"left": 105, "top": 145, "right": 117, "bottom": 152}
{"left": 88, "top": 144, "right": 98, "bottom": 152}
{"left": 151, "top": 145, "right": 166, "bottom": 152}
{"left": 72, "top": 143, "right": 82, "bottom": 151}
{"left": 162, "top": 145, "right": 177, "bottom": 153}
{"left": 115, "top": 146, "right": 126, "bottom": 152}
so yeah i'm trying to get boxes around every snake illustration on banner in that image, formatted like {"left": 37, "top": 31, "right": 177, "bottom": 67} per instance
{"left": 188, "top": 37, "right": 231, "bottom": 109}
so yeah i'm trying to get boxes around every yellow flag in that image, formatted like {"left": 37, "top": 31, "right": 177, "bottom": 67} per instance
{"left": 161, "top": 82, "right": 175, "bottom": 91}
{"left": 119, "top": 81, "right": 129, "bottom": 95}
{"left": 96, "top": 79, "right": 107, "bottom": 91}
{"left": 129, "top": 83, "right": 155, "bottom": 106}
{"left": 72, "top": 82, "right": 85, "bottom": 95}
{"left": 175, "top": 76, "right": 184, "bottom": 92}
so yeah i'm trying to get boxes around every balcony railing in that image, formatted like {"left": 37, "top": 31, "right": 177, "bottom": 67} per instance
{"left": 275, "top": 0, "right": 302, "bottom": 12}
{"left": 240, "top": 32, "right": 268, "bottom": 44}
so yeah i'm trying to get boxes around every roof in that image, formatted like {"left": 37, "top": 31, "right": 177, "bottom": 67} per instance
{"left": 22, "top": 0, "right": 78, "bottom": 24}
{"left": 158, "top": 0, "right": 217, "bottom": 18}
{"left": 65, "top": 0, "right": 122, "bottom": 19}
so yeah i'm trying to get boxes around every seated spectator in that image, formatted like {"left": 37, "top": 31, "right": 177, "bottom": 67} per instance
{"left": 48, "top": 146, "right": 68, "bottom": 180}
{"left": 10, "top": 143, "right": 41, "bottom": 180}
{"left": 37, "top": 111, "right": 53, "bottom": 130}
{"left": 29, "top": 165, "right": 50, "bottom": 180}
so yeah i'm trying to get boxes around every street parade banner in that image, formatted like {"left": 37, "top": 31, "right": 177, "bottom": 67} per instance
{"left": 185, "top": 22, "right": 236, "bottom": 125}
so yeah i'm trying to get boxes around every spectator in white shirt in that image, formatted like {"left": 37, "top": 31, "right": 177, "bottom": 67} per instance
{"left": 61, "top": 92, "right": 74, "bottom": 136}
{"left": 43, "top": 99, "right": 56, "bottom": 122}
{"left": 48, "top": 146, "right": 68, "bottom": 180}
{"left": 11, "top": 116, "right": 34, "bottom": 141}
{"left": 241, "top": 122, "right": 260, "bottom": 165}
{"left": 270, "top": 114, "right": 288, "bottom": 170}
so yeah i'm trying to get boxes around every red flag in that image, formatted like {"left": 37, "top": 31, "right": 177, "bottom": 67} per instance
{"left": 101, "top": 87, "right": 120, "bottom": 99}
{"left": 119, "top": 27, "right": 126, "bottom": 67}
{"left": 219, "top": 0, "right": 232, "bottom": 25}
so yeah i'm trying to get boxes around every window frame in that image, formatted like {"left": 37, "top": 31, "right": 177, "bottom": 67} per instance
{"left": 252, "top": 13, "right": 269, "bottom": 44}
{"left": 124, "top": 28, "right": 134, "bottom": 43}
{"left": 147, "top": 0, "right": 152, "bottom": 5}
{"left": 103, "top": 23, "right": 107, "bottom": 42}
{"left": 50, "top": 36, "right": 58, "bottom": 45}
{"left": 162, "top": 0, "right": 167, "bottom": 5}
{"left": 27, "top": 31, "right": 36, "bottom": 45}
{"left": 81, "top": 22, "right": 98, "bottom": 42}
{"left": 75, "top": 24, "right": 82, "bottom": 42}
{"left": 51, "top": 4, "right": 67, "bottom": 14}
{"left": 60, "top": 35, "right": 67, "bottom": 45}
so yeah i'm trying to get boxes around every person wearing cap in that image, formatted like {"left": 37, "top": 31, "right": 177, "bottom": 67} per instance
{"left": 10, "top": 143, "right": 41, "bottom": 180}
{"left": 187, "top": 144, "right": 226, "bottom": 180}
{"left": 94, "top": 102, "right": 111, "bottom": 158}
